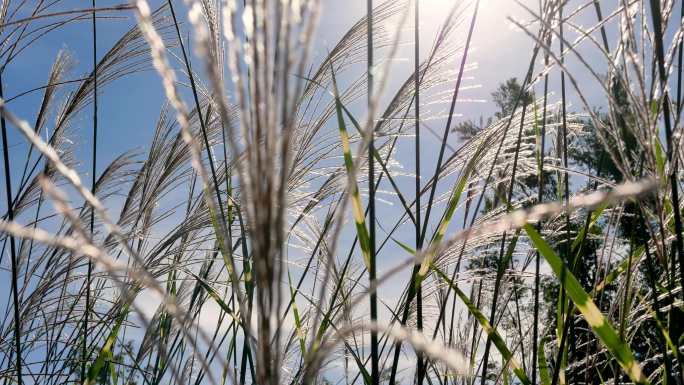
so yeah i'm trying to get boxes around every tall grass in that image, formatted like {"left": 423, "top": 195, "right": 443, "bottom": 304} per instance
{"left": 0, "top": 0, "right": 682, "bottom": 384}
{"left": 82, "top": 0, "right": 99, "bottom": 380}
{"left": 0, "top": 42, "right": 22, "bottom": 385}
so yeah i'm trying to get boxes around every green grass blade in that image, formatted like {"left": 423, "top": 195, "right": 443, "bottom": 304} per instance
{"left": 330, "top": 65, "right": 372, "bottom": 270}
{"left": 538, "top": 336, "right": 551, "bottom": 385}
{"left": 299, "top": 289, "right": 372, "bottom": 385}
{"left": 570, "top": 202, "right": 607, "bottom": 254}
{"left": 287, "top": 271, "right": 307, "bottom": 356}
{"left": 524, "top": 224, "right": 649, "bottom": 385}
{"left": 417, "top": 135, "right": 489, "bottom": 277}
{"left": 190, "top": 272, "right": 240, "bottom": 323}
{"left": 109, "top": 351, "right": 118, "bottom": 385}
{"left": 654, "top": 135, "right": 665, "bottom": 183}
{"left": 431, "top": 264, "right": 531, "bottom": 385}
{"left": 83, "top": 304, "right": 129, "bottom": 385}
{"left": 592, "top": 245, "right": 644, "bottom": 296}
{"left": 339, "top": 102, "right": 417, "bottom": 226}
{"left": 392, "top": 237, "right": 417, "bottom": 255}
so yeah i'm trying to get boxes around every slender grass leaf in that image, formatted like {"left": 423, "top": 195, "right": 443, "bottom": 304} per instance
{"left": 330, "top": 64, "right": 372, "bottom": 269}
{"left": 592, "top": 245, "right": 644, "bottom": 296}
{"left": 83, "top": 304, "right": 129, "bottom": 385}
{"left": 570, "top": 202, "right": 607, "bottom": 254}
{"left": 190, "top": 272, "right": 240, "bottom": 324}
{"left": 538, "top": 336, "right": 551, "bottom": 385}
{"left": 431, "top": 264, "right": 531, "bottom": 385}
{"left": 287, "top": 271, "right": 307, "bottom": 356}
{"left": 524, "top": 224, "right": 649, "bottom": 385}
{"left": 417, "top": 134, "right": 490, "bottom": 277}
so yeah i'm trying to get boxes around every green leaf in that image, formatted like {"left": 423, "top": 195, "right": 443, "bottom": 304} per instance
{"left": 109, "top": 351, "right": 118, "bottom": 385}
{"left": 524, "top": 224, "right": 649, "bottom": 385}
{"left": 338, "top": 102, "right": 417, "bottom": 226}
{"left": 592, "top": 245, "right": 644, "bottom": 296}
{"left": 190, "top": 272, "right": 240, "bottom": 324}
{"left": 503, "top": 356, "right": 510, "bottom": 385}
{"left": 654, "top": 136, "right": 665, "bottom": 183}
{"left": 392, "top": 237, "right": 416, "bottom": 255}
{"left": 570, "top": 202, "right": 607, "bottom": 255}
{"left": 330, "top": 64, "right": 372, "bottom": 270}
{"left": 287, "top": 271, "right": 307, "bottom": 356}
{"left": 637, "top": 291, "right": 682, "bottom": 380}
{"left": 345, "top": 344, "right": 372, "bottom": 385}
{"left": 417, "top": 132, "right": 490, "bottom": 277}
{"left": 538, "top": 336, "right": 551, "bottom": 385}
{"left": 431, "top": 264, "right": 531, "bottom": 385}
{"left": 299, "top": 290, "right": 372, "bottom": 385}
{"left": 533, "top": 98, "right": 542, "bottom": 174}
{"left": 83, "top": 304, "right": 129, "bottom": 385}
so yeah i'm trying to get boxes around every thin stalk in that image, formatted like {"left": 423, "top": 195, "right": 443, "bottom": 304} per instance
{"left": 480, "top": 18, "right": 547, "bottom": 385}
{"left": 646, "top": 4, "right": 684, "bottom": 376}
{"left": 560, "top": 0, "right": 570, "bottom": 257}
{"left": 395, "top": 12, "right": 547, "bottom": 385}
{"left": 642, "top": 213, "right": 676, "bottom": 384}
{"left": 425, "top": 4, "right": 547, "bottom": 355}
{"left": 550, "top": 300, "right": 572, "bottom": 385}
{"left": 551, "top": 4, "right": 572, "bottom": 384}
{"left": 166, "top": 0, "right": 231, "bottom": 249}
{"left": 389, "top": 4, "right": 481, "bottom": 383}
{"left": 82, "top": 0, "right": 97, "bottom": 380}
{"left": 152, "top": 169, "right": 199, "bottom": 384}
{"left": 367, "top": 0, "right": 378, "bottom": 384}
{"left": 0, "top": 74, "right": 22, "bottom": 385}
{"left": 576, "top": 2, "right": 610, "bottom": 378}
{"left": 287, "top": 96, "right": 420, "bottom": 385}
{"left": 419, "top": 0, "right": 480, "bottom": 245}
{"left": 414, "top": 1, "right": 425, "bottom": 384}
{"left": 434, "top": 8, "right": 552, "bottom": 381}
{"left": 306, "top": 109, "right": 417, "bottom": 385}
{"left": 593, "top": 1, "right": 609, "bottom": 56}
{"left": 532, "top": 26, "right": 551, "bottom": 385}
{"left": 677, "top": 0, "right": 683, "bottom": 117}
{"left": 308, "top": 106, "right": 433, "bottom": 385}
{"left": 649, "top": 0, "right": 684, "bottom": 304}
{"left": 276, "top": 95, "right": 421, "bottom": 334}
{"left": 414, "top": 0, "right": 421, "bottom": 263}
{"left": 166, "top": 2, "right": 253, "bottom": 376}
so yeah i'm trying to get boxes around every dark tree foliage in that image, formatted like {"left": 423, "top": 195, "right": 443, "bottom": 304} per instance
{"left": 491, "top": 77, "right": 534, "bottom": 120}
{"left": 452, "top": 77, "right": 533, "bottom": 141}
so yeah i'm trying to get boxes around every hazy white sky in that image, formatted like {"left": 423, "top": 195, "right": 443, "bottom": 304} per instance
{"left": 316, "top": 0, "right": 538, "bottom": 121}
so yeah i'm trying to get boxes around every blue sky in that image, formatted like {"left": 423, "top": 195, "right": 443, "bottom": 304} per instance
{"left": 2, "top": 0, "right": 538, "bottom": 183}
{"left": 0, "top": 0, "right": 623, "bottom": 327}
{"left": 1, "top": 0, "right": 654, "bottom": 199}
